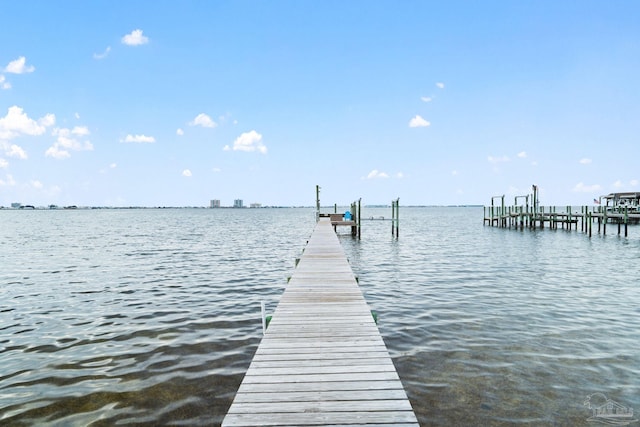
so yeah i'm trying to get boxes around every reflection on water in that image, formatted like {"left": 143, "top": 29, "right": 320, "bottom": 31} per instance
{"left": 1, "top": 207, "right": 639, "bottom": 426}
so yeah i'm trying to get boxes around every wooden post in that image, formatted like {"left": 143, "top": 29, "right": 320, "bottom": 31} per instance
{"left": 625, "top": 206, "right": 628, "bottom": 237}
{"left": 315, "top": 185, "right": 321, "bottom": 222}
{"left": 358, "top": 198, "right": 361, "bottom": 239}
{"left": 395, "top": 198, "right": 399, "bottom": 238}
{"left": 391, "top": 198, "right": 399, "bottom": 238}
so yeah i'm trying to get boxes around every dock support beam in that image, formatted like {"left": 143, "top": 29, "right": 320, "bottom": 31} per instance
{"left": 315, "top": 184, "right": 321, "bottom": 222}
{"left": 391, "top": 198, "right": 399, "bottom": 238}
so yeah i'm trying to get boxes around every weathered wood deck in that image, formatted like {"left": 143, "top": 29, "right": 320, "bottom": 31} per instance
{"left": 222, "top": 219, "right": 418, "bottom": 426}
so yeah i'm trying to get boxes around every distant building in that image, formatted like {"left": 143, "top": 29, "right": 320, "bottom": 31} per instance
{"left": 233, "top": 199, "right": 244, "bottom": 208}
{"left": 250, "top": 203, "right": 262, "bottom": 208}
{"left": 210, "top": 199, "right": 221, "bottom": 208}
{"left": 11, "top": 202, "right": 22, "bottom": 209}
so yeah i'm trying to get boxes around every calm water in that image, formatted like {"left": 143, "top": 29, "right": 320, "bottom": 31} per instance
{"left": 1, "top": 207, "right": 639, "bottom": 426}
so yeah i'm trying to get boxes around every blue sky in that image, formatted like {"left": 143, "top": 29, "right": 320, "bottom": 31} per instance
{"left": 1, "top": 1, "right": 639, "bottom": 207}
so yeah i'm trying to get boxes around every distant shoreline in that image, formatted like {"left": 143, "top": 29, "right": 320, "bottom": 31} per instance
{"left": 0, "top": 205, "right": 484, "bottom": 210}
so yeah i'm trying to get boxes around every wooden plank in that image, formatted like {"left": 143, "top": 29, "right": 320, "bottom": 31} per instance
{"left": 223, "top": 412, "right": 418, "bottom": 426}
{"left": 231, "top": 389, "right": 410, "bottom": 403}
{"left": 226, "top": 399, "right": 414, "bottom": 414}
{"left": 222, "top": 219, "right": 417, "bottom": 426}
{"left": 236, "top": 381, "right": 408, "bottom": 396}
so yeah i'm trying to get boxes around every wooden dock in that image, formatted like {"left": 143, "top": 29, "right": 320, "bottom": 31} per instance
{"left": 484, "top": 204, "right": 640, "bottom": 236}
{"left": 222, "top": 219, "right": 418, "bottom": 426}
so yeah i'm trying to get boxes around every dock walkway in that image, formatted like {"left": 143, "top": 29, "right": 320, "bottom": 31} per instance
{"left": 222, "top": 219, "right": 418, "bottom": 426}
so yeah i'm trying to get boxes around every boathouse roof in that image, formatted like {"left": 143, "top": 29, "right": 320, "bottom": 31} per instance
{"left": 604, "top": 192, "right": 640, "bottom": 200}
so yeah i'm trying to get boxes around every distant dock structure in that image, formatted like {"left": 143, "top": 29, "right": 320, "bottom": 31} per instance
{"left": 314, "top": 185, "right": 400, "bottom": 239}
{"left": 484, "top": 186, "right": 640, "bottom": 237}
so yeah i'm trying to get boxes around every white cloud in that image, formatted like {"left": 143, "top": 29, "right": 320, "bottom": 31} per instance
{"left": 0, "top": 106, "right": 55, "bottom": 140}
{"left": 517, "top": 151, "right": 527, "bottom": 158}
{"left": 631, "top": 179, "right": 638, "bottom": 187}
{"left": 72, "top": 126, "right": 90, "bottom": 136}
{"left": 30, "top": 180, "right": 43, "bottom": 190}
{"left": 45, "top": 145, "right": 70, "bottom": 159}
{"left": 93, "top": 46, "right": 111, "bottom": 60}
{"left": 176, "top": 128, "right": 184, "bottom": 136}
{"left": 39, "top": 114, "right": 56, "bottom": 128}
{"left": 121, "top": 134, "right": 155, "bottom": 143}
{"left": 46, "top": 127, "right": 94, "bottom": 159}
{"left": 110, "top": 163, "right": 117, "bottom": 169}
{"left": 0, "top": 158, "right": 7, "bottom": 168}
{"left": 421, "top": 96, "right": 432, "bottom": 102}
{"left": 75, "top": 112, "right": 81, "bottom": 119}
{"left": 121, "top": 29, "right": 149, "bottom": 46}
{"left": 409, "top": 115, "right": 430, "bottom": 128}
{"left": 0, "top": 75, "right": 10, "bottom": 90}
{"left": 396, "top": 172, "right": 404, "bottom": 179}
{"left": 488, "top": 155, "right": 510, "bottom": 164}
{"left": 5, "top": 57, "right": 35, "bottom": 74}
{"left": 613, "top": 180, "right": 623, "bottom": 188}
{"left": 452, "top": 170, "right": 459, "bottom": 176}
{"left": 579, "top": 158, "right": 592, "bottom": 165}
{"left": 365, "top": 169, "right": 390, "bottom": 179}
{"left": 436, "top": 82, "right": 445, "bottom": 89}
{"left": 189, "top": 113, "right": 217, "bottom": 128}
{"left": 573, "top": 182, "right": 602, "bottom": 193}
{"left": 5, "top": 144, "right": 27, "bottom": 159}
{"left": 212, "top": 167, "right": 222, "bottom": 173}
{"left": 228, "top": 130, "right": 267, "bottom": 154}
{"left": 182, "top": 169, "right": 192, "bottom": 177}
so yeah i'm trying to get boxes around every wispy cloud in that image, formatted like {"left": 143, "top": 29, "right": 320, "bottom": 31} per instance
{"left": 579, "top": 158, "right": 592, "bottom": 165}
{"left": 93, "top": 46, "right": 111, "bottom": 60}
{"left": 189, "top": 113, "right": 217, "bottom": 128}
{"left": 182, "top": 169, "right": 192, "bottom": 177}
{"left": 46, "top": 126, "right": 94, "bottom": 159}
{"left": 0, "top": 173, "right": 16, "bottom": 186}
{"left": 517, "top": 151, "right": 527, "bottom": 158}
{"left": 436, "top": 82, "right": 445, "bottom": 89}
{"left": 421, "top": 96, "right": 432, "bottom": 103}
{"left": 121, "top": 29, "right": 149, "bottom": 46}
{"left": 573, "top": 182, "right": 602, "bottom": 193}
{"left": 488, "top": 155, "right": 510, "bottom": 164}
{"left": 409, "top": 115, "right": 430, "bottom": 128}
{"left": 224, "top": 130, "right": 267, "bottom": 154}
{"left": 0, "top": 75, "right": 10, "bottom": 90}
{"left": 176, "top": 128, "right": 184, "bottom": 136}
{"left": 120, "top": 134, "right": 155, "bottom": 143}
{"left": 0, "top": 143, "right": 27, "bottom": 160}
{"left": 4, "top": 57, "right": 35, "bottom": 74}
{"left": 364, "top": 169, "right": 390, "bottom": 179}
